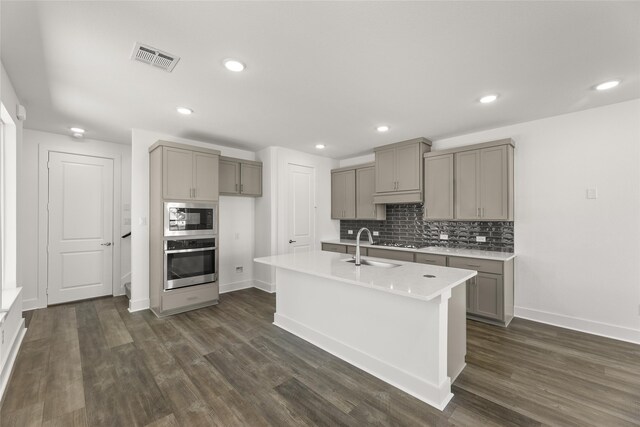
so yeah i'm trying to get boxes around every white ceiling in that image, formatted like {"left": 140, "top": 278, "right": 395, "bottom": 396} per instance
{"left": 2, "top": 1, "right": 639, "bottom": 158}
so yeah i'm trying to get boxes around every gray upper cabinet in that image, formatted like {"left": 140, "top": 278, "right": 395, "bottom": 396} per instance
{"left": 219, "top": 157, "right": 262, "bottom": 197}
{"left": 428, "top": 139, "right": 514, "bottom": 221}
{"left": 374, "top": 147, "right": 397, "bottom": 193}
{"left": 454, "top": 149, "right": 481, "bottom": 220}
{"left": 162, "top": 146, "right": 219, "bottom": 201}
{"left": 219, "top": 158, "right": 240, "bottom": 194}
{"left": 331, "top": 170, "right": 356, "bottom": 219}
{"left": 373, "top": 138, "right": 431, "bottom": 204}
{"left": 479, "top": 145, "right": 509, "bottom": 219}
{"left": 424, "top": 153, "right": 454, "bottom": 220}
{"left": 193, "top": 152, "right": 219, "bottom": 201}
{"left": 331, "top": 163, "right": 385, "bottom": 221}
{"left": 240, "top": 163, "right": 262, "bottom": 196}
{"left": 356, "top": 166, "right": 386, "bottom": 220}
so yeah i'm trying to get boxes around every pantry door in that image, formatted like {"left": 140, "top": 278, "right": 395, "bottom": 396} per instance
{"left": 47, "top": 152, "right": 114, "bottom": 304}
{"left": 286, "top": 163, "right": 315, "bottom": 254}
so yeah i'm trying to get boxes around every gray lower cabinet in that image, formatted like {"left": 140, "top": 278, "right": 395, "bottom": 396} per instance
{"left": 449, "top": 256, "right": 513, "bottom": 326}
{"left": 415, "top": 253, "right": 447, "bottom": 266}
{"left": 219, "top": 156, "right": 262, "bottom": 197}
{"left": 320, "top": 243, "right": 514, "bottom": 326}
{"left": 366, "top": 248, "right": 414, "bottom": 262}
{"left": 321, "top": 243, "right": 348, "bottom": 253}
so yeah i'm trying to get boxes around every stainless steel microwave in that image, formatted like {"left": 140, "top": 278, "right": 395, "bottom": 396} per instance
{"left": 164, "top": 202, "right": 217, "bottom": 237}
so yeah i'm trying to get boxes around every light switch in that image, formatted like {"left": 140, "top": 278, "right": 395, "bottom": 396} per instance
{"left": 586, "top": 188, "right": 598, "bottom": 199}
{"left": 139, "top": 217, "right": 147, "bottom": 226}
{"left": 347, "top": 230, "right": 353, "bottom": 235}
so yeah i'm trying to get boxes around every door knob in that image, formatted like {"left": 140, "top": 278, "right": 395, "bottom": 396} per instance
{"left": 101, "top": 242, "right": 112, "bottom": 246}
{"left": 289, "top": 240, "right": 296, "bottom": 244}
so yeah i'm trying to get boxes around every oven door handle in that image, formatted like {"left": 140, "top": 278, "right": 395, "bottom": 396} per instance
{"left": 165, "top": 247, "right": 217, "bottom": 254}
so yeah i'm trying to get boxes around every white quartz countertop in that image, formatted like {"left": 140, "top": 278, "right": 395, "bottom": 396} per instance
{"left": 254, "top": 251, "right": 476, "bottom": 302}
{"left": 322, "top": 239, "right": 515, "bottom": 261}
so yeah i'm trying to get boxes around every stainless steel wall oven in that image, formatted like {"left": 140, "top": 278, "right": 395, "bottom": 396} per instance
{"left": 164, "top": 237, "right": 217, "bottom": 290}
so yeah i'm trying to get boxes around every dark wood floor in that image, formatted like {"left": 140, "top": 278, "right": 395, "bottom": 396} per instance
{"left": 1, "top": 288, "right": 639, "bottom": 426}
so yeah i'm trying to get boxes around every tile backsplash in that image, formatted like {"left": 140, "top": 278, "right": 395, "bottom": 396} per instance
{"left": 339, "top": 203, "right": 514, "bottom": 252}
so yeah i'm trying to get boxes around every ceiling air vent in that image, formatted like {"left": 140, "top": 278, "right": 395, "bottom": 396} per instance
{"left": 131, "top": 43, "right": 180, "bottom": 72}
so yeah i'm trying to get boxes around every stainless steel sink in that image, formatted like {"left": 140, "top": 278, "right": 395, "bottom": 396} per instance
{"left": 342, "top": 258, "right": 400, "bottom": 268}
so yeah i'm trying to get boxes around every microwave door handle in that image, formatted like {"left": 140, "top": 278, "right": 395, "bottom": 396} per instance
{"left": 165, "top": 247, "right": 217, "bottom": 254}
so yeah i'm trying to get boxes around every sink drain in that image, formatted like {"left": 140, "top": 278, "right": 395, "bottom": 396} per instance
{"left": 423, "top": 274, "right": 436, "bottom": 278}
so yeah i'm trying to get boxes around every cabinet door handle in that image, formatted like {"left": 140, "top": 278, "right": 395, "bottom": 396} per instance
{"left": 240, "top": 184, "right": 244, "bottom": 193}
{"left": 477, "top": 207, "right": 480, "bottom": 217}
{"left": 466, "top": 264, "right": 482, "bottom": 268}
{"left": 481, "top": 207, "right": 485, "bottom": 217}
{"left": 235, "top": 183, "right": 238, "bottom": 192}
{"left": 193, "top": 188, "right": 197, "bottom": 198}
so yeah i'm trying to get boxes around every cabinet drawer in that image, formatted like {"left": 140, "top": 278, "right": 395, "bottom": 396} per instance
{"left": 415, "top": 253, "right": 447, "bottom": 266}
{"left": 346, "top": 245, "right": 367, "bottom": 256}
{"left": 322, "top": 243, "right": 347, "bottom": 253}
{"left": 367, "top": 248, "right": 415, "bottom": 262}
{"left": 449, "top": 256, "right": 502, "bottom": 275}
{"left": 162, "top": 284, "right": 218, "bottom": 312}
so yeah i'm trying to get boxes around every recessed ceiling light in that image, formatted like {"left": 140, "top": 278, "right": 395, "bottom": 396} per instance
{"left": 479, "top": 94, "right": 498, "bottom": 104}
{"left": 176, "top": 107, "right": 193, "bottom": 115}
{"left": 595, "top": 80, "right": 620, "bottom": 91}
{"left": 70, "top": 127, "right": 85, "bottom": 133}
{"left": 376, "top": 125, "right": 390, "bottom": 132}
{"left": 223, "top": 59, "right": 245, "bottom": 72}
{"left": 315, "top": 144, "right": 326, "bottom": 149}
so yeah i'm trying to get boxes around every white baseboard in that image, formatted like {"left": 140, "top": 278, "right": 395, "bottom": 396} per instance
{"left": 22, "top": 298, "right": 42, "bottom": 312}
{"left": 0, "top": 319, "right": 26, "bottom": 402}
{"left": 220, "top": 280, "right": 254, "bottom": 294}
{"left": 253, "top": 280, "right": 276, "bottom": 293}
{"left": 515, "top": 306, "right": 640, "bottom": 345}
{"left": 274, "top": 313, "right": 452, "bottom": 411}
{"left": 128, "top": 298, "right": 150, "bottom": 313}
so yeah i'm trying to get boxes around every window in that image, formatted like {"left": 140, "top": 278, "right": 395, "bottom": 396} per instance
{"left": 0, "top": 102, "right": 17, "bottom": 307}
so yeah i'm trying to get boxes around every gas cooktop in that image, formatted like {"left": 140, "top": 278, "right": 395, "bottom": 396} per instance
{"left": 374, "top": 242, "right": 421, "bottom": 250}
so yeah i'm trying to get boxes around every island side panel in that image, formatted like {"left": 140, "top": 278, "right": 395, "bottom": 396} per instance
{"left": 273, "top": 267, "right": 453, "bottom": 410}
{"left": 447, "top": 283, "right": 466, "bottom": 381}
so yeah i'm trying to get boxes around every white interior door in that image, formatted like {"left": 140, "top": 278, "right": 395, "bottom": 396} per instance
{"left": 48, "top": 152, "right": 114, "bottom": 304}
{"left": 287, "top": 164, "right": 315, "bottom": 254}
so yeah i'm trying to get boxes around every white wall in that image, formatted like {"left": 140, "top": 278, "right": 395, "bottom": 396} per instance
{"left": 436, "top": 100, "right": 640, "bottom": 343}
{"left": 339, "top": 153, "right": 374, "bottom": 168}
{"left": 336, "top": 100, "right": 640, "bottom": 343}
{"left": 130, "top": 129, "right": 257, "bottom": 311}
{"left": 1, "top": 63, "right": 23, "bottom": 296}
{"left": 253, "top": 147, "right": 340, "bottom": 290}
{"left": 20, "top": 129, "right": 131, "bottom": 310}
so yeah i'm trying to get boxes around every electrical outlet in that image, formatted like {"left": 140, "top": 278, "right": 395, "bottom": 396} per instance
{"left": 476, "top": 236, "right": 487, "bottom": 243}
{"left": 373, "top": 231, "right": 379, "bottom": 236}
{"left": 586, "top": 188, "right": 598, "bottom": 199}
{"left": 235, "top": 266, "right": 243, "bottom": 273}
{"left": 440, "top": 234, "right": 448, "bottom": 240}
{"left": 347, "top": 230, "right": 353, "bottom": 235}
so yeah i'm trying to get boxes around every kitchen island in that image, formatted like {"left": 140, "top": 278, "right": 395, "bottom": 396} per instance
{"left": 254, "top": 250, "right": 476, "bottom": 410}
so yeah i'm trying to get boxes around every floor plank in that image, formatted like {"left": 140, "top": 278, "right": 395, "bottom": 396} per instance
{"left": 2, "top": 291, "right": 639, "bottom": 427}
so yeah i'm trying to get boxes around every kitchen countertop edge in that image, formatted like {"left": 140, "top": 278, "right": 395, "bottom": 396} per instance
{"left": 321, "top": 239, "right": 516, "bottom": 261}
